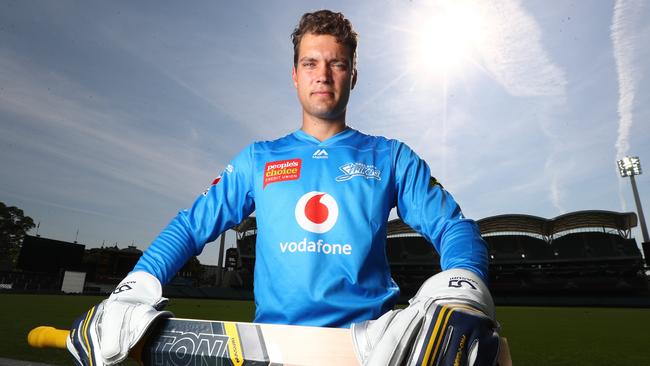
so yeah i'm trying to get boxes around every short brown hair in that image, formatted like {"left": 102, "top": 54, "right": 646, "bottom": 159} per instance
{"left": 291, "top": 10, "right": 358, "bottom": 68}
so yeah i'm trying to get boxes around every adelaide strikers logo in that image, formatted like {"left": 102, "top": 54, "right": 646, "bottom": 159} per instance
{"left": 295, "top": 191, "right": 339, "bottom": 233}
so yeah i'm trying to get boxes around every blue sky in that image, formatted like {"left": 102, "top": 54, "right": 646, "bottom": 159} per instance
{"left": 1, "top": 0, "right": 649, "bottom": 266}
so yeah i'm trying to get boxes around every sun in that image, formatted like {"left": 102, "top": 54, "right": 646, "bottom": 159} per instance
{"left": 408, "top": 1, "right": 487, "bottom": 80}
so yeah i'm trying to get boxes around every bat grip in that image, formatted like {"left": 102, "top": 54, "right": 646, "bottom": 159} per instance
{"left": 28, "top": 326, "right": 70, "bottom": 349}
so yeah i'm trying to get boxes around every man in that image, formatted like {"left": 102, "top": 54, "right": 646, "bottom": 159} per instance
{"left": 67, "top": 10, "right": 500, "bottom": 366}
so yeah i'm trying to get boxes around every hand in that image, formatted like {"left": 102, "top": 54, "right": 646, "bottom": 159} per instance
{"left": 351, "top": 269, "right": 500, "bottom": 366}
{"left": 66, "top": 271, "right": 173, "bottom": 366}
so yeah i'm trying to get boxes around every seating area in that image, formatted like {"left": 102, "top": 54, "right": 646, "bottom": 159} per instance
{"left": 387, "top": 231, "right": 646, "bottom": 297}
{"left": 386, "top": 236, "right": 440, "bottom": 265}
{"left": 384, "top": 211, "right": 648, "bottom": 298}
{"left": 0, "top": 271, "right": 61, "bottom": 292}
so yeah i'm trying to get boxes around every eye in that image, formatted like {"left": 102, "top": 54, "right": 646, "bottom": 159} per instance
{"left": 302, "top": 62, "right": 316, "bottom": 68}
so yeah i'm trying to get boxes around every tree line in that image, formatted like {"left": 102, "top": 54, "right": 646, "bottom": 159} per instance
{"left": 0, "top": 201, "right": 35, "bottom": 268}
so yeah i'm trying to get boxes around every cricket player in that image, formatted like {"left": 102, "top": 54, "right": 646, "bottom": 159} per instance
{"left": 68, "top": 9, "right": 500, "bottom": 366}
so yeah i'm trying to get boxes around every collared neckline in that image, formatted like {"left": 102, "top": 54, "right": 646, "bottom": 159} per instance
{"left": 293, "top": 127, "right": 357, "bottom": 146}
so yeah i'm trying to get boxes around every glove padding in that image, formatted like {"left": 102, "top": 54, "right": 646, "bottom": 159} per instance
{"left": 66, "top": 271, "right": 173, "bottom": 366}
{"left": 352, "top": 269, "right": 500, "bottom": 366}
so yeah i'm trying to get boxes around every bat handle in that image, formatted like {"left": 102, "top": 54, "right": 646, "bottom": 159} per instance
{"left": 28, "top": 326, "right": 69, "bottom": 349}
{"left": 28, "top": 325, "right": 145, "bottom": 364}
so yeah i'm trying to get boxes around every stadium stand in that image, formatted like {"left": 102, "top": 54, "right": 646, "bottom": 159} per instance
{"left": 520, "top": 236, "right": 555, "bottom": 261}
{"left": 17, "top": 235, "right": 85, "bottom": 274}
{"left": 2, "top": 236, "right": 87, "bottom": 292}
{"left": 12, "top": 210, "right": 645, "bottom": 306}
{"left": 386, "top": 234, "right": 441, "bottom": 297}
{"left": 552, "top": 234, "right": 589, "bottom": 260}
{"left": 233, "top": 210, "right": 648, "bottom": 303}
{"left": 0, "top": 270, "right": 60, "bottom": 292}
{"left": 478, "top": 211, "right": 647, "bottom": 298}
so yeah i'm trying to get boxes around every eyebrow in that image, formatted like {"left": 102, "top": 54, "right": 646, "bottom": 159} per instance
{"left": 298, "top": 56, "right": 349, "bottom": 64}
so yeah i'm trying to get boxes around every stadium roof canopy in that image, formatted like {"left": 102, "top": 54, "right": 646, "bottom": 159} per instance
{"left": 237, "top": 210, "right": 638, "bottom": 237}
{"left": 477, "top": 210, "right": 637, "bottom": 236}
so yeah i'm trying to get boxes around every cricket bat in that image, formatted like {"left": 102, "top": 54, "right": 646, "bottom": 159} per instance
{"left": 28, "top": 318, "right": 512, "bottom": 366}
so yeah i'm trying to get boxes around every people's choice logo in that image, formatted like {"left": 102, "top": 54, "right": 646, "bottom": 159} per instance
{"left": 295, "top": 191, "right": 339, "bottom": 233}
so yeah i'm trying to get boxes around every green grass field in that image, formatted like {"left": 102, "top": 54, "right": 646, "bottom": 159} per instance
{"left": 2, "top": 293, "right": 650, "bottom": 365}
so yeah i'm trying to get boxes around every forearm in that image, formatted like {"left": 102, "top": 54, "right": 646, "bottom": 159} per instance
{"left": 437, "top": 218, "right": 490, "bottom": 281}
{"left": 133, "top": 212, "right": 205, "bottom": 285}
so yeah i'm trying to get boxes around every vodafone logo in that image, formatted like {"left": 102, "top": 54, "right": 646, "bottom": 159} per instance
{"left": 295, "top": 192, "right": 339, "bottom": 233}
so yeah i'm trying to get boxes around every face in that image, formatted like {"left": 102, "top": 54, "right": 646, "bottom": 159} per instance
{"left": 292, "top": 33, "right": 357, "bottom": 122}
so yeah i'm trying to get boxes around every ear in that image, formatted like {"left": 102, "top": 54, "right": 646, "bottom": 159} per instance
{"left": 292, "top": 65, "right": 298, "bottom": 89}
{"left": 351, "top": 68, "right": 358, "bottom": 90}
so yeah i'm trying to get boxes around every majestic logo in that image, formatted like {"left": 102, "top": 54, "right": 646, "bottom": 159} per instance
{"left": 295, "top": 191, "right": 339, "bottom": 233}
{"left": 264, "top": 158, "right": 302, "bottom": 189}
{"left": 335, "top": 163, "right": 381, "bottom": 182}
{"left": 312, "top": 149, "right": 328, "bottom": 159}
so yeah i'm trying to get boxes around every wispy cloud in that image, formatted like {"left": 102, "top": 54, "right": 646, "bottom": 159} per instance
{"left": 92, "top": 10, "right": 299, "bottom": 140}
{"left": 611, "top": 0, "right": 650, "bottom": 213}
{"left": 0, "top": 50, "right": 213, "bottom": 205}
{"left": 479, "top": 0, "right": 567, "bottom": 97}
{"left": 479, "top": 0, "right": 569, "bottom": 212}
{"left": 611, "top": 0, "right": 648, "bottom": 159}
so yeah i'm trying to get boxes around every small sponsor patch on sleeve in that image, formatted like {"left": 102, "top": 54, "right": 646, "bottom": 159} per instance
{"left": 202, "top": 175, "right": 222, "bottom": 196}
{"left": 201, "top": 164, "right": 235, "bottom": 196}
{"left": 429, "top": 176, "right": 443, "bottom": 189}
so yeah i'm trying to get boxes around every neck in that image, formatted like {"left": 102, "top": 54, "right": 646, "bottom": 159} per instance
{"left": 301, "top": 114, "right": 347, "bottom": 141}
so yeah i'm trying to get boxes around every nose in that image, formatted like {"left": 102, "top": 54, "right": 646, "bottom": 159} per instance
{"left": 315, "top": 63, "right": 332, "bottom": 84}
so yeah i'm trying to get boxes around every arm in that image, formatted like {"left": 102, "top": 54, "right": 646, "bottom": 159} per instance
{"left": 134, "top": 144, "right": 256, "bottom": 284}
{"left": 392, "top": 141, "right": 489, "bottom": 280}
{"left": 351, "top": 142, "right": 499, "bottom": 366}
{"left": 67, "top": 145, "right": 256, "bottom": 366}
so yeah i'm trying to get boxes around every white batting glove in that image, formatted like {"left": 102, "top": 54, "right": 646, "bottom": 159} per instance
{"left": 66, "top": 271, "right": 173, "bottom": 365}
{"left": 352, "top": 269, "right": 500, "bottom": 366}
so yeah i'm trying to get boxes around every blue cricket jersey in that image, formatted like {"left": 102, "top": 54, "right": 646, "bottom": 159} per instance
{"left": 134, "top": 127, "right": 489, "bottom": 328}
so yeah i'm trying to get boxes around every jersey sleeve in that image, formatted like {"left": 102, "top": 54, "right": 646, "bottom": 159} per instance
{"left": 392, "top": 141, "right": 489, "bottom": 281}
{"left": 133, "top": 144, "right": 256, "bottom": 284}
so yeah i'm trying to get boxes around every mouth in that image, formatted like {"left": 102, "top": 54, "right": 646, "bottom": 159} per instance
{"left": 311, "top": 91, "right": 334, "bottom": 97}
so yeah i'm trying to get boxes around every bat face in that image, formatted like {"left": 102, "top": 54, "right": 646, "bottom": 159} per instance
{"left": 140, "top": 318, "right": 357, "bottom": 366}
{"left": 142, "top": 319, "right": 269, "bottom": 365}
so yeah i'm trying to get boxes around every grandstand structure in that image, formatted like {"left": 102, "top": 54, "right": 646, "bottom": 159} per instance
{"left": 1, "top": 235, "right": 86, "bottom": 292}
{"left": 234, "top": 210, "right": 649, "bottom": 301}
{"left": 3, "top": 235, "right": 226, "bottom": 296}
{"left": 477, "top": 210, "right": 646, "bottom": 297}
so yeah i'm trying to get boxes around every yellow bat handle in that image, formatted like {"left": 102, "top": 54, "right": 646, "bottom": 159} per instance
{"left": 28, "top": 326, "right": 69, "bottom": 349}
{"left": 28, "top": 325, "right": 145, "bottom": 363}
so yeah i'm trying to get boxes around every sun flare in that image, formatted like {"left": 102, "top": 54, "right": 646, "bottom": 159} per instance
{"left": 409, "top": 1, "right": 487, "bottom": 80}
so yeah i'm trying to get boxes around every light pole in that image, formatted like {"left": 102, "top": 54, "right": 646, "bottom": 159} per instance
{"left": 617, "top": 156, "right": 649, "bottom": 257}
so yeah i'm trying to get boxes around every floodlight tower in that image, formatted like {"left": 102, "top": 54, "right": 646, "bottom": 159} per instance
{"left": 617, "top": 156, "right": 649, "bottom": 248}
